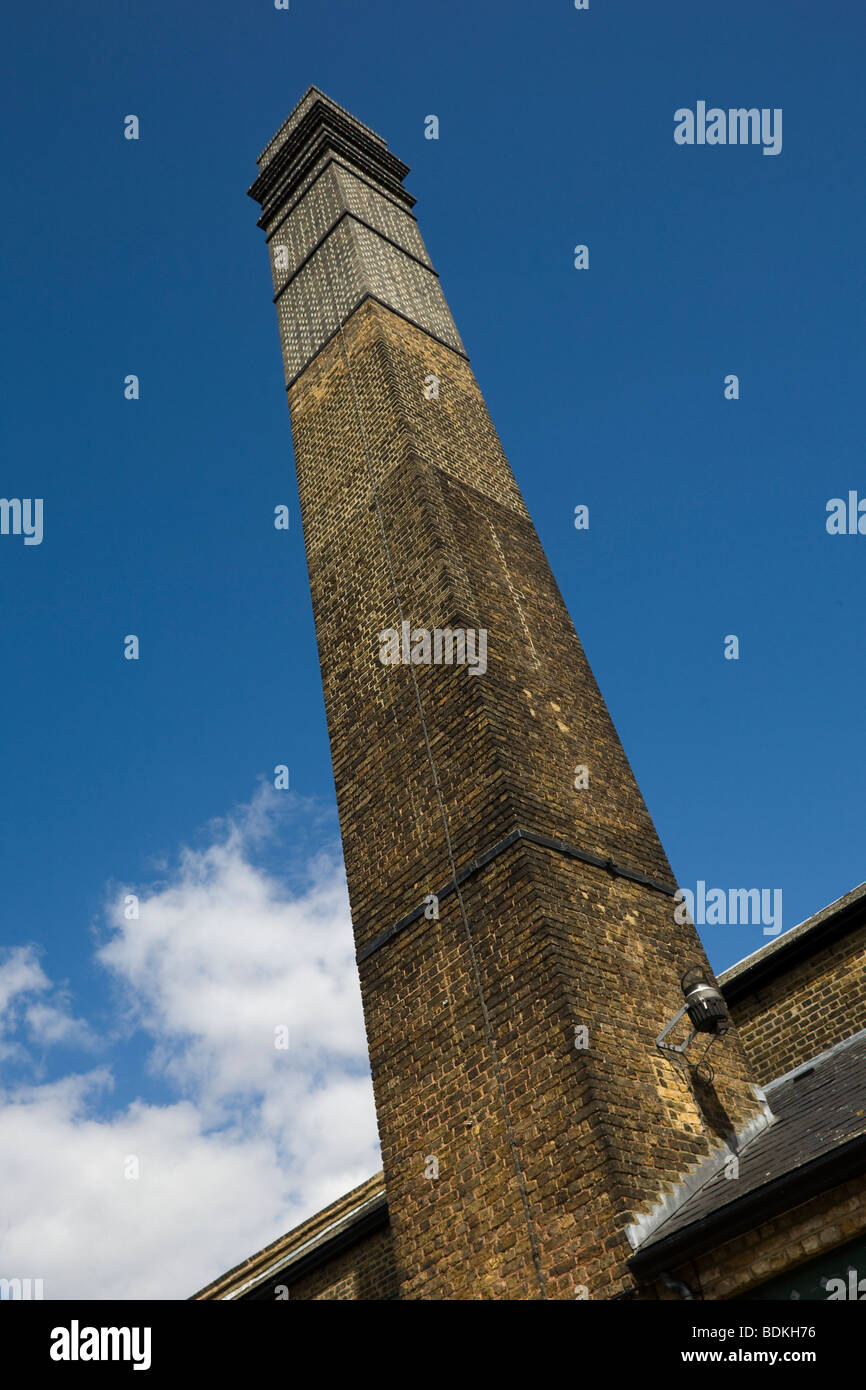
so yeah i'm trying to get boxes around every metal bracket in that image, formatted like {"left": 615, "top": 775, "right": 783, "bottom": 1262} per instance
{"left": 655, "top": 1003, "right": 697, "bottom": 1055}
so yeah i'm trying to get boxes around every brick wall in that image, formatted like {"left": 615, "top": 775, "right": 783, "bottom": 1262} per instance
{"left": 283, "top": 1225, "right": 399, "bottom": 1301}
{"left": 727, "top": 918, "right": 866, "bottom": 1086}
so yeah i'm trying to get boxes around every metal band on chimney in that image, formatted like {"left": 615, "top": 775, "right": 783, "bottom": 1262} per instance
{"left": 356, "top": 827, "right": 678, "bottom": 965}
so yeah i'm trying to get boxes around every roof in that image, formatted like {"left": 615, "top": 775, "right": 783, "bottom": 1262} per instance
{"left": 719, "top": 879, "right": 866, "bottom": 1004}
{"left": 629, "top": 1028, "right": 866, "bottom": 1277}
{"left": 190, "top": 1171, "right": 387, "bottom": 1300}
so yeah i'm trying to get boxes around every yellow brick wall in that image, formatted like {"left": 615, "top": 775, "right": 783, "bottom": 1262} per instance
{"left": 285, "top": 1226, "right": 399, "bottom": 1301}
{"left": 728, "top": 921, "right": 866, "bottom": 1085}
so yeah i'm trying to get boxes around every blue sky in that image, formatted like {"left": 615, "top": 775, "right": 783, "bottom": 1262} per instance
{"left": 1, "top": 0, "right": 864, "bottom": 1296}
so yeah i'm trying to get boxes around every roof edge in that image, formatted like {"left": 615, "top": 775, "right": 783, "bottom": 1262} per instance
{"left": 628, "top": 1131, "right": 866, "bottom": 1280}
{"left": 720, "top": 879, "right": 866, "bottom": 1003}
{"left": 190, "top": 1171, "right": 386, "bottom": 1301}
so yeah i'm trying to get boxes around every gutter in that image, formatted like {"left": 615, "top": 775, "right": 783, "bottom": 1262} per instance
{"left": 236, "top": 1193, "right": 390, "bottom": 1300}
{"left": 628, "top": 1131, "right": 866, "bottom": 1280}
{"left": 720, "top": 895, "right": 866, "bottom": 1005}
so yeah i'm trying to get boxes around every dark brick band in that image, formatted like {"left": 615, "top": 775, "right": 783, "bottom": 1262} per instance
{"left": 356, "top": 826, "right": 678, "bottom": 965}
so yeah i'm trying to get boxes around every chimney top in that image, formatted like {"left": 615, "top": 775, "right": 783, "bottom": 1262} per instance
{"left": 254, "top": 86, "right": 386, "bottom": 170}
{"left": 248, "top": 87, "right": 412, "bottom": 229}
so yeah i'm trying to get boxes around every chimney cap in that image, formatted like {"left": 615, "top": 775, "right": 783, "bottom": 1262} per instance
{"left": 248, "top": 87, "right": 413, "bottom": 227}
{"left": 255, "top": 86, "right": 387, "bottom": 170}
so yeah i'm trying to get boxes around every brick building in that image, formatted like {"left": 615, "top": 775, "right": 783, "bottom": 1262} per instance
{"left": 194, "top": 90, "right": 866, "bottom": 1301}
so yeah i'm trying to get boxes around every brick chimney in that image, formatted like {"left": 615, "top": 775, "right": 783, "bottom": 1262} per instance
{"left": 248, "top": 88, "right": 772, "bottom": 1300}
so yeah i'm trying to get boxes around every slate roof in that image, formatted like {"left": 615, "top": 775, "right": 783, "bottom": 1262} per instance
{"left": 629, "top": 1029, "right": 866, "bottom": 1275}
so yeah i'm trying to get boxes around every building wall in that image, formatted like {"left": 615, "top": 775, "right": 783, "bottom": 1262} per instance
{"left": 275, "top": 1170, "right": 866, "bottom": 1301}
{"left": 647, "top": 1174, "right": 866, "bottom": 1300}
{"left": 728, "top": 920, "right": 866, "bottom": 1086}
{"left": 282, "top": 1226, "right": 399, "bottom": 1301}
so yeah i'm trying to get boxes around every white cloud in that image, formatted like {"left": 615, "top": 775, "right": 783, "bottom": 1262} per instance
{"left": 0, "top": 791, "right": 379, "bottom": 1299}
{"left": 0, "top": 945, "right": 49, "bottom": 1012}
{"left": 0, "top": 945, "right": 95, "bottom": 1061}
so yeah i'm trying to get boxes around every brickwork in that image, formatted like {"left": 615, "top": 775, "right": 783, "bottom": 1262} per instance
{"left": 726, "top": 919, "right": 866, "bottom": 1086}
{"left": 267, "top": 162, "right": 432, "bottom": 289}
{"left": 249, "top": 88, "right": 463, "bottom": 386}
{"left": 647, "top": 1175, "right": 866, "bottom": 1300}
{"left": 247, "top": 89, "right": 775, "bottom": 1302}
{"left": 285, "top": 294, "right": 772, "bottom": 1298}
{"left": 287, "top": 1225, "right": 398, "bottom": 1301}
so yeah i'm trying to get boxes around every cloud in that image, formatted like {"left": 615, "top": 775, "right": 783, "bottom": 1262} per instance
{"left": 0, "top": 791, "right": 379, "bottom": 1299}
{"left": 0, "top": 946, "right": 95, "bottom": 1062}
{"left": 0, "top": 945, "right": 49, "bottom": 1012}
